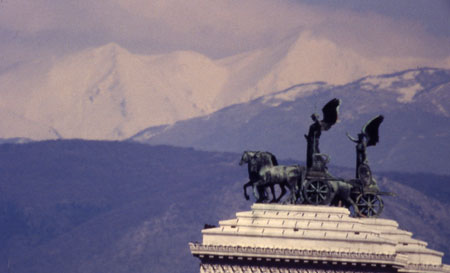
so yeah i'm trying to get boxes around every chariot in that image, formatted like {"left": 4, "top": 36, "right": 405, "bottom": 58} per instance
{"left": 239, "top": 99, "right": 393, "bottom": 218}
{"left": 299, "top": 154, "right": 388, "bottom": 217}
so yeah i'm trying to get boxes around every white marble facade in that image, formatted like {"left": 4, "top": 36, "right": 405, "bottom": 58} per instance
{"left": 190, "top": 204, "right": 450, "bottom": 273}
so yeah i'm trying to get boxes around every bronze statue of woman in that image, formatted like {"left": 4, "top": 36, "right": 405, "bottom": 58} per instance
{"left": 347, "top": 115, "right": 384, "bottom": 178}
{"left": 305, "top": 98, "right": 341, "bottom": 169}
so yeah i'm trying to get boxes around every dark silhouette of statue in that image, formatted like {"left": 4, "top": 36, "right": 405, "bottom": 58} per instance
{"left": 347, "top": 115, "right": 384, "bottom": 178}
{"left": 305, "top": 98, "right": 341, "bottom": 169}
{"left": 239, "top": 151, "right": 278, "bottom": 202}
{"left": 238, "top": 102, "right": 392, "bottom": 217}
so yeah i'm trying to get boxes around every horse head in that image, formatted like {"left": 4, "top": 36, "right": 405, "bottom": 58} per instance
{"left": 239, "top": 151, "right": 256, "bottom": 166}
{"left": 240, "top": 151, "right": 278, "bottom": 175}
{"left": 256, "top": 152, "right": 278, "bottom": 167}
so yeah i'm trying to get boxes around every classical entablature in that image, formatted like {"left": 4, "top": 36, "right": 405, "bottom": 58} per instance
{"left": 190, "top": 204, "right": 450, "bottom": 273}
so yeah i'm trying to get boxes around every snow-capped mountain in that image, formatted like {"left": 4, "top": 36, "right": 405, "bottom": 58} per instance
{"left": 0, "top": 108, "right": 60, "bottom": 140}
{"left": 131, "top": 68, "right": 450, "bottom": 175}
{"left": 0, "top": 43, "right": 230, "bottom": 140}
{"left": 1, "top": 32, "right": 448, "bottom": 140}
{"left": 216, "top": 31, "right": 450, "bottom": 105}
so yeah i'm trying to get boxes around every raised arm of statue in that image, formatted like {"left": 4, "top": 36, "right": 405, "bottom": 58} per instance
{"left": 346, "top": 132, "right": 358, "bottom": 143}
{"left": 349, "top": 115, "right": 384, "bottom": 178}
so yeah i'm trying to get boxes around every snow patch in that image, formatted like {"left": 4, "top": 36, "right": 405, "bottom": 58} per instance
{"left": 396, "top": 83, "right": 422, "bottom": 103}
{"left": 360, "top": 71, "right": 424, "bottom": 103}
{"left": 261, "top": 83, "right": 328, "bottom": 107}
{"left": 402, "top": 70, "right": 420, "bottom": 80}
{"left": 432, "top": 99, "right": 449, "bottom": 117}
{"left": 0, "top": 107, "right": 60, "bottom": 140}
{"left": 361, "top": 76, "right": 396, "bottom": 90}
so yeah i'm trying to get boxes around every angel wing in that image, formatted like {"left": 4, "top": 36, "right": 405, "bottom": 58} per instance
{"left": 321, "top": 98, "right": 341, "bottom": 130}
{"left": 362, "top": 115, "right": 384, "bottom": 146}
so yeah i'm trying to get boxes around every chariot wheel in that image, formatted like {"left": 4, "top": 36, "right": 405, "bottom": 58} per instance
{"left": 356, "top": 193, "right": 384, "bottom": 217}
{"left": 303, "top": 180, "right": 332, "bottom": 205}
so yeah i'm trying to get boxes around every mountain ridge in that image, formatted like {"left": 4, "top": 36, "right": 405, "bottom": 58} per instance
{"left": 132, "top": 67, "right": 450, "bottom": 175}
{"left": 1, "top": 34, "right": 449, "bottom": 140}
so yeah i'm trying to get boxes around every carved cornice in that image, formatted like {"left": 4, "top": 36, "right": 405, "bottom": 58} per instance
{"left": 199, "top": 263, "right": 372, "bottom": 273}
{"left": 403, "top": 263, "right": 446, "bottom": 272}
{"left": 190, "top": 242, "right": 399, "bottom": 265}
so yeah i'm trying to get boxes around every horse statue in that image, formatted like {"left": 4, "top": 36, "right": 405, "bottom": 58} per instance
{"left": 239, "top": 151, "right": 306, "bottom": 203}
{"left": 239, "top": 151, "right": 279, "bottom": 202}
{"left": 256, "top": 164, "right": 306, "bottom": 204}
{"left": 237, "top": 103, "right": 391, "bottom": 217}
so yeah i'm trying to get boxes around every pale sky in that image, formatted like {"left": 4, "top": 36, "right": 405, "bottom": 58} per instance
{"left": 0, "top": 0, "right": 449, "bottom": 69}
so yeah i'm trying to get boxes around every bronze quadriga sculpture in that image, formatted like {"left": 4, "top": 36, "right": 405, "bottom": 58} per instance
{"left": 239, "top": 99, "right": 394, "bottom": 218}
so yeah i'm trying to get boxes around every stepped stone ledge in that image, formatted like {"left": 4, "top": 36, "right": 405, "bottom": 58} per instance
{"left": 190, "top": 204, "right": 450, "bottom": 273}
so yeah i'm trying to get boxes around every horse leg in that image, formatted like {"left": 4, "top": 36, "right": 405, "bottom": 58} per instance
{"left": 258, "top": 184, "right": 269, "bottom": 202}
{"left": 297, "top": 169, "right": 306, "bottom": 203}
{"left": 340, "top": 184, "right": 361, "bottom": 217}
{"left": 275, "top": 182, "right": 287, "bottom": 203}
{"left": 287, "top": 177, "right": 299, "bottom": 204}
{"left": 253, "top": 180, "right": 264, "bottom": 203}
{"left": 281, "top": 182, "right": 293, "bottom": 204}
{"left": 243, "top": 181, "right": 253, "bottom": 200}
{"left": 347, "top": 198, "right": 361, "bottom": 217}
{"left": 290, "top": 182, "right": 299, "bottom": 204}
{"left": 269, "top": 185, "right": 277, "bottom": 203}
{"left": 295, "top": 183, "right": 303, "bottom": 204}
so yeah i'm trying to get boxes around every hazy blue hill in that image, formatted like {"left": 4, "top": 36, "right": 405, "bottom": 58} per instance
{"left": 0, "top": 140, "right": 245, "bottom": 273}
{"left": 132, "top": 68, "right": 450, "bottom": 176}
{"left": 0, "top": 140, "right": 448, "bottom": 272}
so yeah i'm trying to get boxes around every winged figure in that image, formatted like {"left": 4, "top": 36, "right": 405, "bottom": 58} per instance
{"left": 347, "top": 115, "right": 384, "bottom": 177}
{"left": 305, "top": 98, "right": 341, "bottom": 169}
